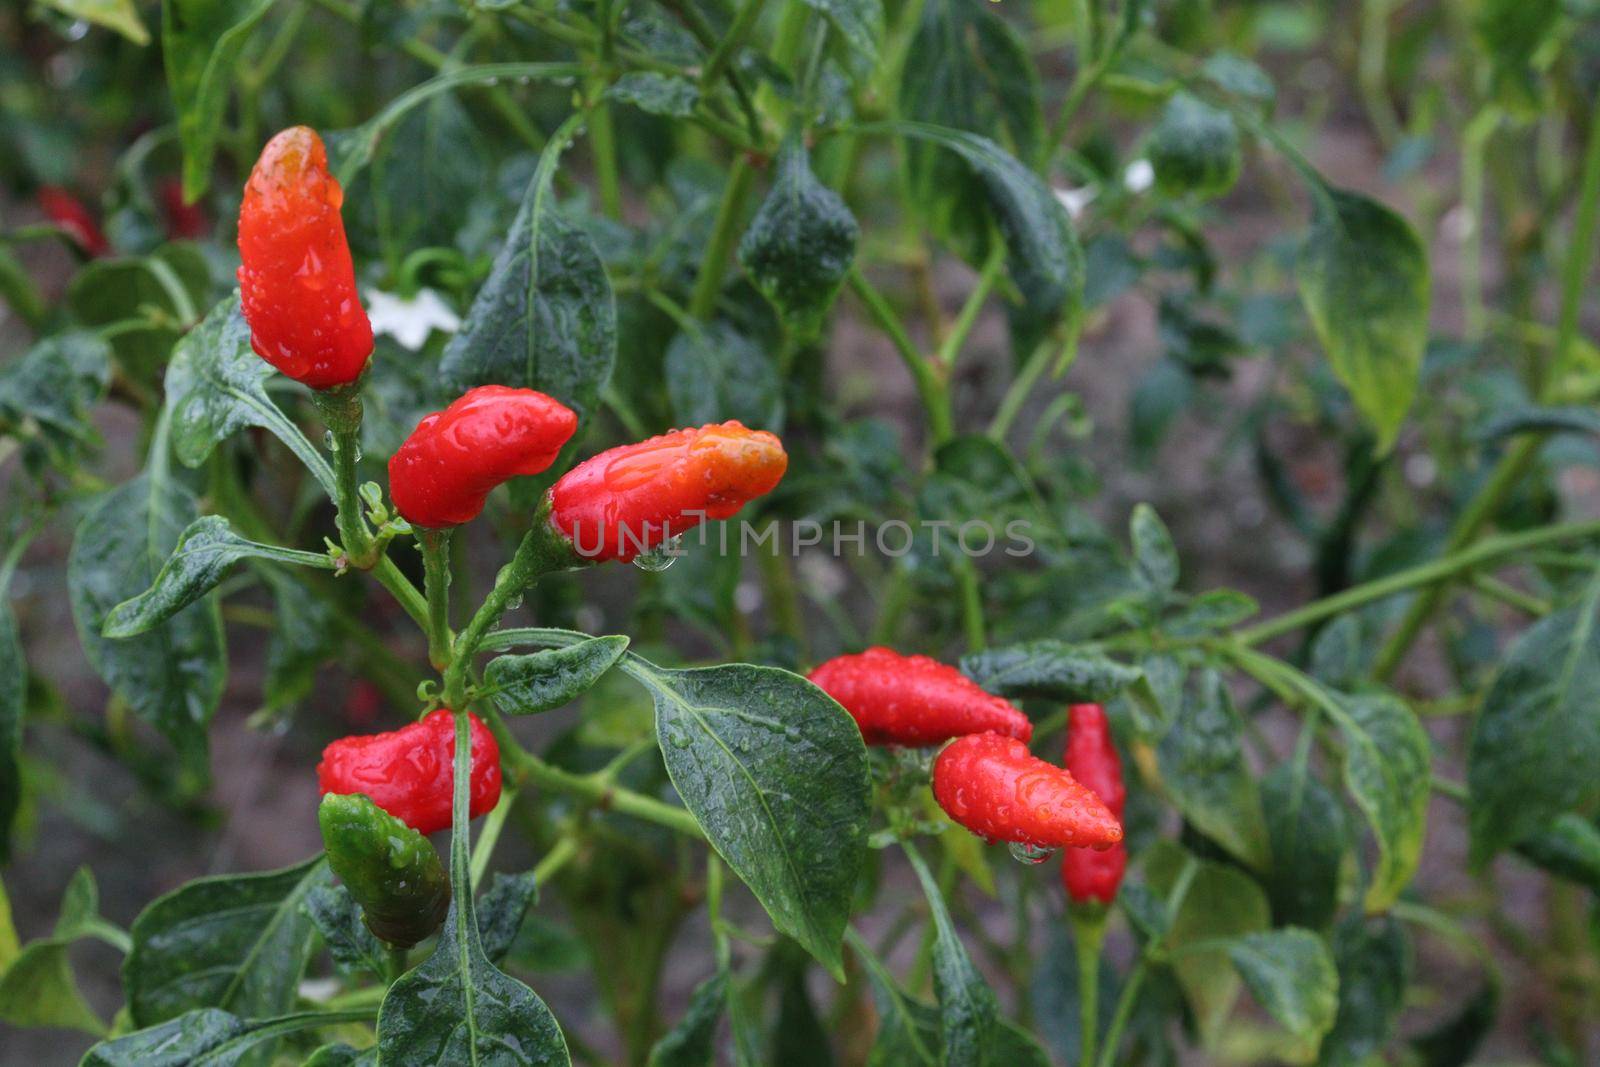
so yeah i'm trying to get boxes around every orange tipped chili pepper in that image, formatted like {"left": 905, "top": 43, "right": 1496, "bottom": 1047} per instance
{"left": 1060, "top": 704, "right": 1127, "bottom": 903}
{"left": 808, "top": 647, "right": 1033, "bottom": 746}
{"left": 933, "top": 733, "right": 1122, "bottom": 850}
{"left": 389, "top": 385, "right": 578, "bottom": 528}
{"left": 237, "top": 126, "right": 373, "bottom": 389}
{"left": 546, "top": 421, "right": 787, "bottom": 562}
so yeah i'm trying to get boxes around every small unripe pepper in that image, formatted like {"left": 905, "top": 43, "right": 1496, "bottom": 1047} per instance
{"left": 933, "top": 733, "right": 1122, "bottom": 850}
{"left": 546, "top": 421, "right": 787, "bottom": 563}
{"left": 318, "top": 792, "right": 449, "bottom": 948}
{"left": 1060, "top": 704, "right": 1128, "bottom": 904}
{"left": 388, "top": 385, "right": 579, "bottom": 528}
{"left": 317, "top": 709, "right": 501, "bottom": 835}
{"left": 38, "top": 186, "right": 109, "bottom": 256}
{"left": 807, "top": 647, "right": 1033, "bottom": 746}
{"left": 237, "top": 126, "right": 373, "bottom": 389}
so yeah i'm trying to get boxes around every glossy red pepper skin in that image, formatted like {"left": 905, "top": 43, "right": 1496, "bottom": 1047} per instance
{"left": 38, "top": 186, "right": 109, "bottom": 256}
{"left": 1060, "top": 704, "right": 1128, "bottom": 904}
{"left": 237, "top": 126, "right": 373, "bottom": 389}
{"left": 317, "top": 709, "right": 501, "bottom": 835}
{"left": 808, "top": 647, "right": 1033, "bottom": 746}
{"left": 547, "top": 421, "right": 787, "bottom": 563}
{"left": 933, "top": 733, "right": 1122, "bottom": 850}
{"left": 388, "top": 386, "right": 578, "bottom": 528}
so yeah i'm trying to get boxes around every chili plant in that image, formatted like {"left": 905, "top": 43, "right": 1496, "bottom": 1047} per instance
{"left": 3, "top": 0, "right": 1600, "bottom": 1064}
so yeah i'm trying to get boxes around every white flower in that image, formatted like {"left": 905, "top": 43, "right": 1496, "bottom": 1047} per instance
{"left": 1124, "top": 159, "right": 1155, "bottom": 193}
{"left": 1053, "top": 186, "right": 1097, "bottom": 219}
{"left": 363, "top": 287, "right": 461, "bottom": 350}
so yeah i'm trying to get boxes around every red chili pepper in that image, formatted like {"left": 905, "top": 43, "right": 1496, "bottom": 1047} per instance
{"left": 159, "top": 178, "right": 209, "bottom": 240}
{"left": 1060, "top": 703, "right": 1127, "bottom": 904}
{"left": 932, "top": 733, "right": 1122, "bottom": 850}
{"left": 547, "top": 421, "right": 787, "bottom": 562}
{"left": 388, "top": 385, "right": 579, "bottom": 528}
{"left": 807, "top": 647, "right": 1033, "bottom": 746}
{"left": 38, "top": 186, "right": 109, "bottom": 256}
{"left": 317, "top": 709, "right": 501, "bottom": 835}
{"left": 237, "top": 126, "right": 373, "bottom": 390}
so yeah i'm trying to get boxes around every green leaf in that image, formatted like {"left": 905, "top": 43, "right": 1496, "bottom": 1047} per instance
{"left": 1326, "top": 691, "right": 1430, "bottom": 910}
{"left": 0, "top": 939, "right": 104, "bottom": 1034}
{"left": 164, "top": 296, "right": 335, "bottom": 494}
{"left": 42, "top": 0, "right": 150, "bottom": 42}
{"left": 855, "top": 941, "right": 939, "bottom": 1066}
{"left": 1165, "top": 588, "right": 1259, "bottom": 634}
{"left": 1261, "top": 767, "right": 1348, "bottom": 930}
{"left": 262, "top": 569, "right": 336, "bottom": 714}
{"left": 1317, "top": 916, "right": 1410, "bottom": 1067}
{"left": 81, "top": 1008, "right": 365, "bottom": 1067}
{"left": 375, "top": 887, "right": 568, "bottom": 1065}
{"left": 67, "top": 245, "right": 212, "bottom": 383}
{"left": 104, "top": 516, "right": 333, "bottom": 638}
{"left": 476, "top": 870, "right": 539, "bottom": 964}
{"left": 647, "top": 968, "right": 729, "bottom": 1067}
{"left": 0, "top": 591, "right": 22, "bottom": 862}
{"left": 364, "top": 94, "right": 488, "bottom": 268}
{"left": 163, "top": 0, "right": 275, "bottom": 199}
{"left": 905, "top": 847, "right": 999, "bottom": 1065}
{"left": 1296, "top": 188, "right": 1430, "bottom": 453}
{"left": 484, "top": 636, "right": 630, "bottom": 717}
{"left": 1130, "top": 503, "right": 1179, "bottom": 595}
{"left": 1226, "top": 929, "right": 1338, "bottom": 1050}
{"left": 800, "top": 0, "right": 884, "bottom": 65}
{"left": 125, "top": 856, "right": 328, "bottom": 1027}
{"left": 304, "top": 1045, "right": 377, "bottom": 1067}
{"left": 1148, "top": 92, "right": 1242, "bottom": 200}
{"left": 882, "top": 121, "right": 1081, "bottom": 336}
{"left": 1469, "top": 589, "right": 1600, "bottom": 864}
{"left": 1145, "top": 841, "right": 1271, "bottom": 1044}
{"left": 1477, "top": 404, "right": 1600, "bottom": 442}
{"left": 1515, "top": 812, "right": 1600, "bottom": 893}
{"left": 438, "top": 118, "right": 616, "bottom": 440}
{"left": 302, "top": 884, "right": 386, "bottom": 979}
{"left": 958, "top": 640, "right": 1142, "bottom": 703}
{"left": 606, "top": 72, "right": 700, "bottom": 117}
{"left": 68, "top": 471, "right": 225, "bottom": 776}
{"left": 1200, "top": 52, "right": 1275, "bottom": 111}
{"left": 1473, "top": 0, "right": 1562, "bottom": 113}
{"left": 1308, "top": 615, "right": 1365, "bottom": 690}
{"left": 738, "top": 136, "right": 859, "bottom": 341}
{"left": 0, "top": 246, "right": 45, "bottom": 328}
{"left": 1157, "top": 671, "right": 1271, "bottom": 871}
{"left": 664, "top": 320, "right": 783, "bottom": 430}
{"left": 1410, "top": 979, "right": 1498, "bottom": 1067}
{"left": 633, "top": 659, "right": 870, "bottom": 979}
{"left": 0, "top": 331, "right": 111, "bottom": 457}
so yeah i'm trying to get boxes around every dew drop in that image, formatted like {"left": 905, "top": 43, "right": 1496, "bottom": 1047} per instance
{"left": 632, "top": 536, "right": 682, "bottom": 572}
{"left": 505, "top": 594, "right": 524, "bottom": 611}
{"left": 323, "top": 430, "right": 335, "bottom": 449}
{"left": 1007, "top": 841, "right": 1056, "bottom": 865}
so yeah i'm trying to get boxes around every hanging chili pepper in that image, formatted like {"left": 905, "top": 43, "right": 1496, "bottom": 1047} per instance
{"left": 388, "top": 385, "right": 579, "bottom": 528}
{"left": 159, "top": 178, "right": 209, "bottom": 240}
{"left": 1060, "top": 703, "right": 1128, "bottom": 904}
{"left": 932, "top": 732, "right": 1122, "bottom": 850}
{"left": 237, "top": 125, "right": 373, "bottom": 389}
{"left": 546, "top": 421, "right": 787, "bottom": 563}
{"left": 319, "top": 792, "right": 450, "bottom": 948}
{"left": 317, "top": 709, "right": 501, "bottom": 835}
{"left": 807, "top": 647, "right": 1033, "bottom": 746}
{"left": 37, "top": 186, "right": 109, "bottom": 256}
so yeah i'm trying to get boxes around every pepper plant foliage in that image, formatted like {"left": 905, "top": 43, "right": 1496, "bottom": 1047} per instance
{"left": 4, "top": 0, "right": 1600, "bottom": 1064}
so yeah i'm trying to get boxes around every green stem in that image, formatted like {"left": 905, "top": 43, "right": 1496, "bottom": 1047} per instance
{"left": 419, "top": 528, "right": 455, "bottom": 671}
{"left": 1071, "top": 906, "right": 1107, "bottom": 1067}
{"left": 988, "top": 339, "right": 1054, "bottom": 441}
{"left": 701, "top": 0, "right": 764, "bottom": 91}
{"left": 385, "top": 944, "right": 409, "bottom": 984}
{"left": 1372, "top": 99, "right": 1600, "bottom": 679}
{"left": 313, "top": 387, "right": 377, "bottom": 570}
{"left": 468, "top": 785, "right": 517, "bottom": 887}
{"left": 590, "top": 94, "right": 624, "bottom": 220}
{"left": 441, "top": 517, "right": 573, "bottom": 708}
{"left": 933, "top": 241, "right": 1005, "bottom": 367}
{"left": 371, "top": 554, "right": 430, "bottom": 631}
{"left": 689, "top": 157, "right": 757, "bottom": 320}
{"left": 848, "top": 268, "right": 954, "bottom": 446}
{"left": 1234, "top": 518, "right": 1600, "bottom": 646}
{"left": 506, "top": 741, "right": 703, "bottom": 839}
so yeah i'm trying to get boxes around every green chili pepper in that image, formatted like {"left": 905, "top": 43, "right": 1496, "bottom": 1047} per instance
{"left": 318, "top": 792, "right": 450, "bottom": 949}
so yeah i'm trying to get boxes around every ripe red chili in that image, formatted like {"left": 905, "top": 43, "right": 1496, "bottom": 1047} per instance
{"left": 547, "top": 421, "right": 787, "bottom": 562}
{"left": 159, "top": 178, "right": 209, "bottom": 240}
{"left": 388, "top": 385, "right": 579, "bottom": 528}
{"left": 38, "top": 186, "right": 109, "bottom": 256}
{"left": 1060, "top": 703, "right": 1128, "bottom": 904}
{"left": 317, "top": 709, "right": 501, "bottom": 835}
{"left": 808, "top": 647, "right": 1033, "bottom": 746}
{"left": 237, "top": 125, "right": 373, "bottom": 389}
{"left": 933, "top": 733, "right": 1122, "bottom": 850}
